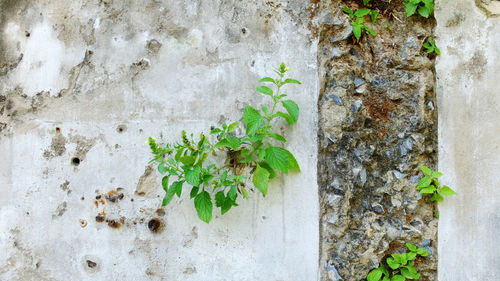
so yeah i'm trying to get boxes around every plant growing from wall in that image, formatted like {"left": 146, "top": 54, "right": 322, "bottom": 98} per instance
{"left": 403, "top": 0, "right": 434, "bottom": 18}
{"left": 422, "top": 38, "right": 440, "bottom": 55}
{"left": 343, "top": 5, "right": 379, "bottom": 41}
{"left": 416, "top": 165, "right": 455, "bottom": 202}
{"left": 367, "top": 243, "right": 429, "bottom": 281}
{"left": 147, "top": 63, "right": 301, "bottom": 223}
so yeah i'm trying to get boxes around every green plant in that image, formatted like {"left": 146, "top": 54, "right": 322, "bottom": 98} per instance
{"left": 147, "top": 63, "right": 301, "bottom": 223}
{"left": 422, "top": 38, "right": 440, "bottom": 55}
{"left": 403, "top": 0, "right": 434, "bottom": 18}
{"left": 416, "top": 165, "right": 455, "bottom": 202}
{"left": 363, "top": 0, "right": 371, "bottom": 5}
{"left": 343, "top": 6, "right": 379, "bottom": 40}
{"left": 367, "top": 243, "right": 429, "bottom": 281}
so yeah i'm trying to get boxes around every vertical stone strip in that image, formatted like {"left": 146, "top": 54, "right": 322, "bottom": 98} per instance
{"left": 317, "top": 1, "right": 438, "bottom": 280}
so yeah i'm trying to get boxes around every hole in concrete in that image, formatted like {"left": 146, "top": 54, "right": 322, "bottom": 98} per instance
{"left": 148, "top": 218, "right": 162, "bottom": 233}
{"left": 241, "top": 27, "right": 247, "bottom": 34}
{"left": 82, "top": 256, "right": 101, "bottom": 273}
{"left": 71, "top": 157, "right": 80, "bottom": 166}
{"left": 25, "top": 31, "right": 30, "bottom": 37}
{"left": 116, "top": 125, "right": 127, "bottom": 133}
{"left": 55, "top": 127, "right": 61, "bottom": 133}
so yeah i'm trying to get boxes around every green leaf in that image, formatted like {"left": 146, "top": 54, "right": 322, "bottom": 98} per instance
{"left": 259, "top": 161, "right": 277, "bottom": 179}
{"left": 171, "top": 181, "right": 183, "bottom": 197}
{"left": 194, "top": 191, "right": 213, "bottom": 223}
{"left": 258, "top": 148, "right": 266, "bottom": 160}
{"left": 352, "top": 24, "right": 362, "bottom": 39}
{"left": 431, "top": 171, "right": 443, "bottom": 178}
{"left": 371, "top": 10, "right": 379, "bottom": 24}
{"left": 365, "top": 26, "right": 376, "bottom": 36}
{"left": 417, "top": 176, "right": 432, "bottom": 188}
{"left": 243, "top": 105, "right": 264, "bottom": 136}
{"left": 179, "top": 156, "right": 196, "bottom": 166}
{"left": 253, "top": 164, "right": 270, "bottom": 195}
{"left": 158, "top": 163, "right": 168, "bottom": 174}
{"left": 268, "top": 133, "right": 286, "bottom": 142}
{"left": 406, "top": 243, "right": 417, "bottom": 252}
{"left": 387, "top": 258, "right": 400, "bottom": 270}
{"left": 190, "top": 186, "right": 199, "bottom": 199}
{"left": 162, "top": 176, "right": 169, "bottom": 192}
{"left": 215, "top": 136, "right": 242, "bottom": 150}
{"left": 401, "top": 267, "right": 419, "bottom": 279}
{"left": 281, "top": 100, "right": 299, "bottom": 124}
{"left": 228, "top": 185, "right": 237, "bottom": 201}
{"left": 417, "top": 247, "right": 429, "bottom": 256}
{"left": 186, "top": 166, "right": 201, "bottom": 186}
{"left": 383, "top": 277, "right": 390, "bottom": 281}
{"left": 407, "top": 252, "right": 417, "bottom": 261}
{"left": 420, "top": 186, "right": 436, "bottom": 194}
{"left": 391, "top": 275, "right": 405, "bottom": 281}
{"left": 363, "top": 0, "right": 370, "bottom": 5}
{"left": 283, "top": 78, "right": 302, "bottom": 85}
{"left": 284, "top": 149, "right": 300, "bottom": 172}
{"left": 162, "top": 183, "right": 177, "bottom": 207}
{"left": 343, "top": 5, "right": 354, "bottom": 18}
{"left": 256, "top": 85, "right": 273, "bottom": 96}
{"left": 215, "top": 191, "right": 225, "bottom": 207}
{"left": 354, "top": 8, "right": 371, "bottom": 17}
{"left": 367, "top": 268, "right": 383, "bottom": 281}
{"left": 276, "top": 111, "right": 294, "bottom": 125}
{"left": 265, "top": 146, "right": 289, "bottom": 173}
{"left": 420, "top": 165, "right": 432, "bottom": 176}
{"left": 259, "top": 77, "right": 275, "bottom": 83}
{"left": 431, "top": 192, "right": 444, "bottom": 202}
{"left": 210, "top": 128, "right": 222, "bottom": 134}
{"left": 227, "top": 121, "right": 239, "bottom": 132}
{"left": 404, "top": 1, "right": 418, "bottom": 17}
{"left": 241, "top": 187, "right": 249, "bottom": 199}
{"left": 441, "top": 186, "right": 456, "bottom": 196}
{"left": 418, "top": 6, "right": 430, "bottom": 18}
{"left": 380, "top": 264, "right": 389, "bottom": 276}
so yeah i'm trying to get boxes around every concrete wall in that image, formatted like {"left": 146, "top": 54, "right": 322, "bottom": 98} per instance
{"left": 436, "top": 0, "right": 500, "bottom": 280}
{"left": 0, "top": 1, "right": 318, "bottom": 280}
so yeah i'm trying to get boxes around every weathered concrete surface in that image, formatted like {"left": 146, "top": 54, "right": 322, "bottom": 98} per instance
{"left": 317, "top": 1, "right": 438, "bottom": 280}
{"left": 0, "top": 1, "right": 318, "bottom": 280}
{"left": 436, "top": 0, "right": 500, "bottom": 280}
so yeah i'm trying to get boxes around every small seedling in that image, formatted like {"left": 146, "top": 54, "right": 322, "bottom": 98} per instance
{"left": 403, "top": 0, "right": 434, "bottom": 18}
{"left": 422, "top": 38, "right": 440, "bottom": 55}
{"left": 367, "top": 243, "right": 429, "bottom": 281}
{"left": 147, "top": 63, "right": 301, "bottom": 223}
{"left": 343, "top": 6, "right": 379, "bottom": 40}
{"left": 417, "top": 165, "right": 455, "bottom": 202}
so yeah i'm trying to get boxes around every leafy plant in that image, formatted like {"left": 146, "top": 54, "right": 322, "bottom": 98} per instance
{"left": 363, "top": 0, "right": 371, "bottom": 5}
{"left": 422, "top": 38, "right": 440, "bottom": 55}
{"left": 343, "top": 6, "right": 379, "bottom": 40}
{"left": 416, "top": 165, "right": 456, "bottom": 202}
{"left": 367, "top": 243, "right": 429, "bottom": 281}
{"left": 403, "top": 0, "right": 434, "bottom": 18}
{"left": 147, "top": 63, "right": 301, "bottom": 223}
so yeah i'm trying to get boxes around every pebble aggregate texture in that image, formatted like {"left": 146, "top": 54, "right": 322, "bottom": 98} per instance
{"left": 0, "top": 1, "right": 319, "bottom": 280}
{"left": 316, "top": 1, "right": 438, "bottom": 280}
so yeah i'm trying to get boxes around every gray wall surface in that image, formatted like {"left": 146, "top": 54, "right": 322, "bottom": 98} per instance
{"left": 436, "top": 0, "right": 500, "bottom": 280}
{"left": 0, "top": 1, "right": 318, "bottom": 280}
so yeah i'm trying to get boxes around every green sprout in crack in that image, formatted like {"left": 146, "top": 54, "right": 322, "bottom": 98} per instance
{"left": 403, "top": 0, "right": 434, "bottom": 18}
{"left": 343, "top": 6, "right": 379, "bottom": 41}
{"left": 422, "top": 38, "right": 440, "bottom": 55}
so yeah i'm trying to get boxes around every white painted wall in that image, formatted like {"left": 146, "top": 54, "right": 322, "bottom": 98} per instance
{"left": 0, "top": 1, "right": 318, "bottom": 280}
{"left": 436, "top": 1, "right": 500, "bottom": 280}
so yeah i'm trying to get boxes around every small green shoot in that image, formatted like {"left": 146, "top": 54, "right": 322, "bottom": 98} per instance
{"left": 422, "top": 38, "right": 440, "bottom": 55}
{"left": 417, "top": 165, "right": 456, "bottom": 203}
{"left": 343, "top": 6, "right": 379, "bottom": 41}
{"left": 403, "top": 0, "right": 434, "bottom": 18}
{"left": 367, "top": 242, "right": 429, "bottom": 281}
